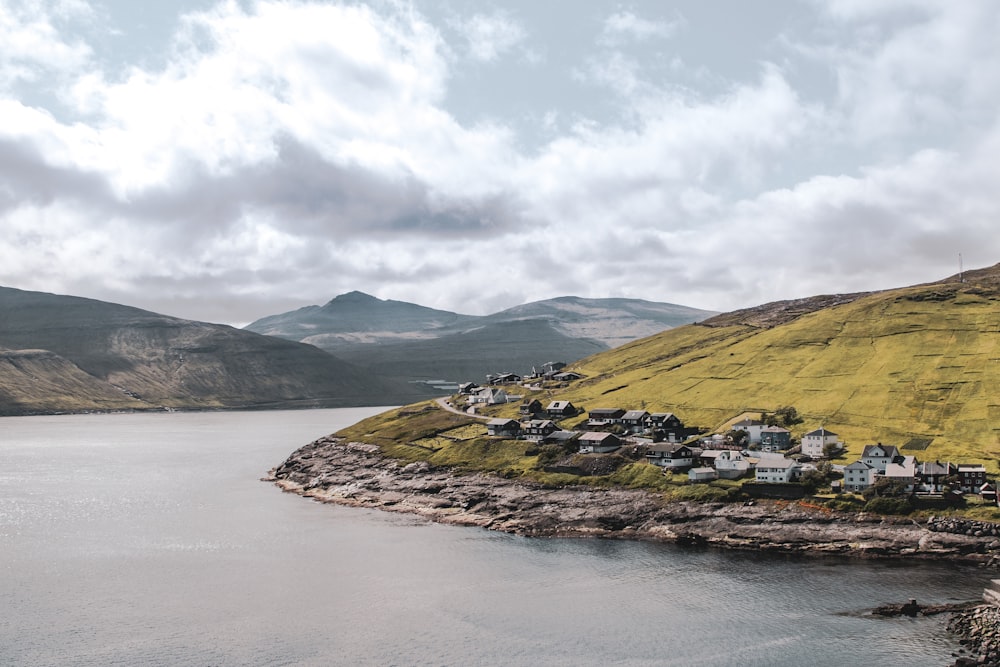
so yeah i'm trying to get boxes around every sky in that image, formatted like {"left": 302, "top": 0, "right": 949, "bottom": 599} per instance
{"left": 3, "top": 0, "right": 1000, "bottom": 325}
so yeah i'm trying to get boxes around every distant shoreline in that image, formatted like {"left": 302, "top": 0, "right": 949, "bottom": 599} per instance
{"left": 268, "top": 435, "right": 1000, "bottom": 565}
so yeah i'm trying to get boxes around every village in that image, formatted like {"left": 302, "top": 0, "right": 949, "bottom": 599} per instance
{"left": 455, "top": 364, "right": 998, "bottom": 511}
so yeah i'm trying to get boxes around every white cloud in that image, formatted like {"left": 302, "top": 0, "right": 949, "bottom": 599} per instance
{"left": 600, "top": 10, "right": 681, "bottom": 45}
{"left": 2, "top": 1, "right": 1000, "bottom": 323}
{"left": 452, "top": 10, "right": 526, "bottom": 63}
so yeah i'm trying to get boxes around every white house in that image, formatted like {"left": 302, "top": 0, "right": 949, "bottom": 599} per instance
{"left": 754, "top": 457, "right": 802, "bottom": 483}
{"left": 883, "top": 456, "right": 918, "bottom": 491}
{"left": 843, "top": 461, "right": 878, "bottom": 492}
{"left": 714, "top": 450, "right": 751, "bottom": 479}
{"left": 469, "top": 387, "right": 509, "bottom": 405}
{"left": 801, "top": 427, "right": 841, "bottom": 459}
{"left": 861, "top": 443, "right": 901, "bottom": 472}
{"left": 732, "top": 418, "right": 765, "bottom": 445}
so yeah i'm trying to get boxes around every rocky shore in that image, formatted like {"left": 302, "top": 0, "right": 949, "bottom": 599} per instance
{"left": 267, "top": 436, "right": 1000, "bottom": 564}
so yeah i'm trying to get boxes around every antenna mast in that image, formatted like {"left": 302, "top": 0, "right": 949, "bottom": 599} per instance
{"left": 959, "top": 252, "right": 964, "bottom": 283}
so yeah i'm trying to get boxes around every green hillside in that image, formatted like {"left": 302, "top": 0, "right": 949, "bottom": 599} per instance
{"left": 544, "top": 269, "right": 1000, "bottom": 470}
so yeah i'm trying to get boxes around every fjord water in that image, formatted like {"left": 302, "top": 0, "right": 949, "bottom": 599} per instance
{"left": 0, "top": 409, "right": 989, "bottom": 666}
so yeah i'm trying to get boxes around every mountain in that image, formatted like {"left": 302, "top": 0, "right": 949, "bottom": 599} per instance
{"left": 0, "top": 286, "right": 391, "bottom": 415}
{"left": 245, "top": 292, "right": 717, "bottom": 395}
{"left": 542, "top": 264, "right": 1000, "bottom": 465}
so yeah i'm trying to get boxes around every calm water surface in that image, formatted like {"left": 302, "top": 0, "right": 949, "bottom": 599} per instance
{"left": 0, "top": 408, "right": 990, "bottom": 666}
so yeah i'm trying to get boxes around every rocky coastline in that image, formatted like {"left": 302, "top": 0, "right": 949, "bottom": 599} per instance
{"left": 268, "top": 435, "right": 1000, "bottom": 564}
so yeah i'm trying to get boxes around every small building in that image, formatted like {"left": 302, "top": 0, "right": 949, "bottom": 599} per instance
{"left": 759, "top": 426, "right": 792, "bottom": 452}
{"left": 621, "top": 410, "right": 650, "bottom": 433}
{"left": 469, "top": 387, "right": 509, "bottom": 405}
{"left": 520, "top": 399, "right": 543, "bottom": 417}
{"left": 552, "top": 371, "right": 584, "bottom": 382}
{"left": 458, "top": 382, "right": 480, "bottom": 395}
{"left": 861, "top": 443, "right": 901, "bottom": 473}
{"left": 578, "top": 432, "right": 622, "bottom": 454}
{"left": 981, "top": 482, "right": 998, "bottom": 506}
{"left": 714, "top": 450, "right": 751, "bottom": 479}
{"left": 547, "top": 400, "right": 578, "bottom": 419}
{"left": 645, "top": 444, "right": 696, "bottom": 470}
{"left": 843, "top": 461, "right": 877, "bottom": 492}
{"left": 645, "top": 413, "right": 683, "bottom": 431}
{"left": 688, "top": 467, "right": 718, "bottom": 483}
{"left": 487, "top": 372, "right": 522, "bottom": 385}
{"left": 732, "top": 418, "right": 765, "bottom": 445}
{"left": 486, "top": 418, "right": 521, "bottom": 438}
{"left": 958, "top": 464, "right": 988, "bottom": 494}
{"left": 588, "top": 408, "right": 626, "bottom": 426}
{"left": 542, "top": 430, "right": 579, "bottom": 446}
{"left": 883, "top": 456, "right": 918, "bottom": 491}
{"left": 801, "top": 427, "right": 840, "bottom": 459}
{"left": 522, "top": 419, "right": 558, "bottom": 442}
{"left": 754, "top": 457, "right": 802, "bottom": 483}
{"left": 917, "top": 461, "right": 957, "bottom": 493}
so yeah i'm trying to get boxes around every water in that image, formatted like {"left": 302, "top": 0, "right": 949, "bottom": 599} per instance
{"left": 0, "top": 408, "right": 990, "bottom": 666}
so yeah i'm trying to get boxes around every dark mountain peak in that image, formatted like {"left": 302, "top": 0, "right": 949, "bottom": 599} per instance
{"left": 325, "top": 291, "right": 380, "bottom": 306}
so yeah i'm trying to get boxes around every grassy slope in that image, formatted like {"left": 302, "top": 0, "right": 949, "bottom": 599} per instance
{"left": 551, "top": 281, "right": 1000, "bottom": 471}
{"left": 339, "top": 274, "right": 1000, "bottom": 471}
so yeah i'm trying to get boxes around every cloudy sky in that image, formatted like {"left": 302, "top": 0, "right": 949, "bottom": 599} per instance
{"left": 3, "top": 0, "right": 1000, "bottom": 325}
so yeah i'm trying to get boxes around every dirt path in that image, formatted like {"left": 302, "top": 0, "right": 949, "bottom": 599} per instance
{"left": 435, "top": 396, "right": 491, "bottom": 421}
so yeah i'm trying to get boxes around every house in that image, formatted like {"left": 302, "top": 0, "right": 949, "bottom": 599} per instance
{"left": 759, "top": 426, "right": 792, "bottom": 452}
{"left": 621, "top": 410, "right": 650, "bottom": 433}
{"left": 754, "top": 456, "right": 802, "bottom": 483}
{"left": 843, "top": 461, "right": 878, "bottom": 492}
{"left": 486, "top": 418, "right": 521, "bottom": 438}
{"left": 469, "top": 387, "right": 509, "bottom": 405}
{"left": 732, "top": 418, "right": 765, "bottom": 445}
{"left": 487, "top": 372, "right": 522, "bottom": 385}
{"left": 547, "top": 400, "right": 578, "bottom": 419}
{"left": 552, "top": 371, "right": 584, "bottom": 382}
{"left": 542, "top": 430, "right": 578, "bottom": 446}
{"left": 883, "top": 456, "right": 918, "bottom": 491}
{"left": 458, "top": 382, "right": 480, "bottom": 394}
{"left": 688, "top": 467, "right": 718, "bottom": 483}
{"left": 645, "top": 444, "right": 696, "bottom": 470}
{"left": 645, "top": 412, "right": 683, "bottom": 430}
{"left": 957, "top": 464, "right": 988, "bottom": 494}
{"left": 522, "top": 419, "right": 558, "bottom": 441}
{"left": 520, "top": 399, "right": 543, "bottom": 417}
{"left": 861, "top": 443, "right": 901, "bottom": 472}
{"left": 981, "top": 483, "right": 998, "bottom": 506}
{"left": 801, "top": 427, "right": 840, "bottom": 459}
{"left": 713, "top": 450, "right": 751, "bottom": 479}
{"left": 588, "top": 408, "right": 626, "bottom": 426}
{"left": 917, "top": 461, "right": 956, "bottom": 493}
{"left": 577, "top": 432, "right": 622, "bottom": 454}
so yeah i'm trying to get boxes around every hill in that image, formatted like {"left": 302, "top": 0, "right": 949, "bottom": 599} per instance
{"left": 538, "top": 264, "right": 1000, "bottom": 468}
{"left": 245, "top": 292, "right": 716, "bottom": 396}
{"left": 0, "top": 286, "right": 391, "bottom": 415}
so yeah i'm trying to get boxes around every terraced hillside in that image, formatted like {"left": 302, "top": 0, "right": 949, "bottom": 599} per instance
{"left": 538, "top": 266, "right": 1000, "bottom": 469}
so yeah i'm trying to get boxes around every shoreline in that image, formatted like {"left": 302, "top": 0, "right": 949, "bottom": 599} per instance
{"left": 268, "top": 435, "right": 1000, "bottom": 564}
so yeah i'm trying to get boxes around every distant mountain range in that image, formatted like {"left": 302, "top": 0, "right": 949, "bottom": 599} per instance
{"left": 0, "top": 286, "right": 390, "bottom": 415}
{"left": 244, "top": 292, "right": 717, "bottom": 396}
{"left": 0, "top": 286, "right": 714, "bottom": 414}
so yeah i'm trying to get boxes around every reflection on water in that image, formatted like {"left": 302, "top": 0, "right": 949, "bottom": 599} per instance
{"left": 0, "top": 408, "right": 988, "bottom": 666}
